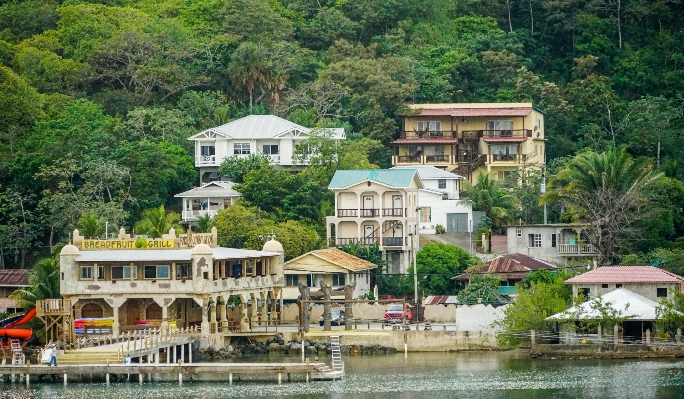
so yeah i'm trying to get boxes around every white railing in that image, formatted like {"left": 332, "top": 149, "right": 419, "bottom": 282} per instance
{"left": 182, "top": 209, "right": 219, "bottom": 221}
{"left": 73, "top": 326, "right": 200, "bottom": 351}
{"left": 198, "top": 155, "right": 216, "bottom": 165}
{"left": 558, "top": 243, "right": 598, "bottom": 255}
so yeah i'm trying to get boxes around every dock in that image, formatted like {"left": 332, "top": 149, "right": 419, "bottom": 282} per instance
{"left": 0, "top": 362, "right": 343, "bottom": 384}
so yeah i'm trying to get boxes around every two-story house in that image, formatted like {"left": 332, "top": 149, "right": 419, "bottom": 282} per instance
{"left": 189, "top": 115, "right": 345, "bottom": 183}
{"left": 59, "top": 227, "right": 285, "bottom": 346}
{"left": 392, "top": 166, "right": 473, "bottom": 234}
{"left": 392, "top": 103, "right": 546, "bottom": 183}
{"left": 507, "top": 224, "right": 599, "bottom": 264}
{"left": 326, "top": 169, "right": 423, "bottom": 274}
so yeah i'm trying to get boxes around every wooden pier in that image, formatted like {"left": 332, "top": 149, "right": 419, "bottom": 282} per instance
{"left": 0, "top": 361, "right": 343, "bottom": 384}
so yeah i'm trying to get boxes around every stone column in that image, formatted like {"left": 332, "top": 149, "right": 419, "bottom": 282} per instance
{"left": 201, "top": 298, "right": 209, "bottom": 335}
{"left": 161, "top": 305, "right": 169, "bottom": 329}
{"left": 209, "top": 299, "right": 217, "bottom": 332}
{"left": 614, "top": 324, "right": 619, "bottom": 346}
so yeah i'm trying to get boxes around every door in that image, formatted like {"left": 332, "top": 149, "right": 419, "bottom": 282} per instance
{"left": 364, "top": 225, "right": 375, "bottom": 244}
{"left": 393, "top": 195, "right": 402, "bottom": 216}
{"left": 126, "top": 300, "right": 139, "bottom": 326}
{"left": 363, "top": 195, "right": 374, "bottom": 216}
{"left": 81, "top": 303, "right": 103, "bottom": 319}
{"left": 447, "top": 213, "right": 469, "bottom": 232}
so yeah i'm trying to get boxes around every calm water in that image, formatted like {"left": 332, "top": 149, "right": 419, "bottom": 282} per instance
{"left": 2, "top": 351, "right": 684, "bottom": 398}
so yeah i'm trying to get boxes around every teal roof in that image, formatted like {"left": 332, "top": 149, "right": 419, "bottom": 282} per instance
{"left": 328, "top": 169, "right": 420, "bottom": 189}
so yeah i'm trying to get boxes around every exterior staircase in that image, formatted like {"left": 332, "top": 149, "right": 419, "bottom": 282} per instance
{"left": 57, "top": 349, "right": 126, "bottom": 365}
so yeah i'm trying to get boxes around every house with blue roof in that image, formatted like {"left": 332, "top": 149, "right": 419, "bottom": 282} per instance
{"left": 326, "top": 169, "right": 423, "bottom": 274}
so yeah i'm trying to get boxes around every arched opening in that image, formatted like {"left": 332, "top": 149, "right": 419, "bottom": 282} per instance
{"left": 81, "top": 303, "right": 104, "bottom": 319}
{"left": 146, "top": 303, "right": 162, "bottom": 320}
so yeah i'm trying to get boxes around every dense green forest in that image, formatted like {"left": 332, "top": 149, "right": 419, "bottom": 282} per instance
{"left": 2, "top": 0, "right": 684, "bottom": 269}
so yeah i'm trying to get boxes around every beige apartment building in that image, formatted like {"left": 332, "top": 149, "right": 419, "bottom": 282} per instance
{"left": 392, "top": 103, "right": 546, "bottom": 183}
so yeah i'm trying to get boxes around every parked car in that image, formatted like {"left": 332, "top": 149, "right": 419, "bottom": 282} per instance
{"left": 319, "top": 309, "right": 345, "bottom": 326}
{"left": 384, "top": 304, "right": 413, "bottom": 324}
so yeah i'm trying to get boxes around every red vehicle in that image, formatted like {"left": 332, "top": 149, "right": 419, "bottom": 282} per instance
{"left": 383, "top": 304, "right": 413, "bottom": 324}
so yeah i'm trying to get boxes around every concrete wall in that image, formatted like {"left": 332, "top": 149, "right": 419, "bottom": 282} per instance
{"left": 455, "top": 304, "right": 507, "bottom": 333}
{"left": 418, "top": 192, "right": 472, "bottom": 234}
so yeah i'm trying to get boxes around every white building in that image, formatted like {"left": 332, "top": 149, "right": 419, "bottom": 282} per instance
{"left": 188, "top": 115, "right": 345, "bottom": 183}
{"left": 393, "top": 166, "right": 472, "bottom": 234}
{"left": 174, "top": 181, "right": 242, "bottom": 222}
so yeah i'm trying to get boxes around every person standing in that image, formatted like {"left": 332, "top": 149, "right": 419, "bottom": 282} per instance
{"left": 48, "top": 345, "right": 58, "bottom": 367}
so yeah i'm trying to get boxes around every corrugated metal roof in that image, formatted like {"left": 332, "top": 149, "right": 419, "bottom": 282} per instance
{"left": 285, "top": 248, "right": 377, "bottom": 272}
{"left": 392, "top": 166, "right": 463, "bottom": 180}
{"left": 174, "top": 181, "right": 242, "bottom": 198}
{"left": 0, "top": 269, "right": 29, "bottom": 287}
{"left": 547, "top": 288, "right": 665, "bottom": 321}
{"left": 190, "top": 115, "right": 344, "bottom": 140}
{"left": 414, "top": 108, "right": 532, "bottom": 117}
{"left": 453, "top": 253, "right": 556, "bottom": 281}
{"left": 566, "top": 266, "right": 684, "bottom": 284}
{"left": 328, "top": 169, "right": 421, "bottom": 190}
{"left": 76, "top": 248, "right": 277, "bottom": 263}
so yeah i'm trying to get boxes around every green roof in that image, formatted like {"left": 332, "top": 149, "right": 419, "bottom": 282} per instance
{"left": 328, "top": 169, "right": 420, "bottom": 189}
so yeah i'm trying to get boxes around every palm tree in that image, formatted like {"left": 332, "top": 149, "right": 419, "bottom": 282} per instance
{"left": 193, "top": 214, "right": 213, "bottom": 233}
{"left": 463, "top": 172, "right": 519, "bottom": 231}
{"left": 11, "top": 255, "right": 61, "bottom": 309}
{"left": 541, "top": 146, "right": 659, "bottom": 261}
{"left": 76, "top": 214, "right": 105, "bottom": 239}
{"left": 134, "top": 205, "right": 185, "bottom": 238}
{"left": 226, "top": 42, "right": 268, "bottom": 109}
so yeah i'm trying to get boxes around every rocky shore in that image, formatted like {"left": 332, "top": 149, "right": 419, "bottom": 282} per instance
{"left": 193, "top": 333, "right": 397, "bottom": 361}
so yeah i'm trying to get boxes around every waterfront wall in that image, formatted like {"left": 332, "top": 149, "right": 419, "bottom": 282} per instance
{"left": 531, "top": 343, "right": 684, "bottom": 359}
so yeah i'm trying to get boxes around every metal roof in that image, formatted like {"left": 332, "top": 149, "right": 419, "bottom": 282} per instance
{"left": 565, "top": 266, "right": 684, "bottom": 284}
{"left": 189, "top": 115, "right": 344, "bottom": 140}
{"left": 453, "top": 253, "right": 557, "bottom": 281}
{"left": 415, "top": 108, "right": 533, "bottom": 117}
{"left": 76, "top": 248, "right": 278, "bottom": 263}
{"left": 328, "top": 169, "right": 422, "bottom": 190}
{"left": 392, "top": 166, "right": 463, "bottom": 180}
{"left": 0, "top": 269, "right": 29, "bottom": 287}
{"left": 174, "top": 181, "right": 242, "bottom": 198}
{"left": 547, "top": 288, "right": 667, "bottom": 321}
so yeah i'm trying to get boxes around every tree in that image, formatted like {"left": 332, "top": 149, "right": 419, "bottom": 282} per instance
{"left": 11, "top": 254, "right": 61, "bottom": 309}
{"left": 218, "top": 153, "right": 270, "bottom": 183}
{"left": 244, "top": 220, "right": 324, "bottom": 261}
{"left": 413, "top": 242, "right": 473, "bottom": 295}
{"left": 463, "top": 172, "right": 519, "bottom": 231}
{"left": 656, "top": 289, "right": 684, "bottom": 337}
{"left": 541, "top": 146, "right": 660, "bottom": 261}
{"left": 213, "top": 204, "right": 267, "bottom": 249}
{"left": 76, "top": 214, "right": 106, "bottom": 239}
{"left": 134, "top": 205, "right": 184, "bottom": 238}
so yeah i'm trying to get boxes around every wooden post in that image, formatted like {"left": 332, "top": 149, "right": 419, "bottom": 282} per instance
{"left": 565, "top": 330, "right": 570, "bottom": 345}
{"left": 188, "top": 344, "right": 192, "bottom": 363}
{"left": 278, "top": 372, "right": 282, "bottom": 384}
{"left": 531, "top": 330, "right": 535, "bottom": 346}
{"left": 614, "top": 324, "right": 619, "bottom": 346}
{"left": 139, "top": 373, "right": 143, "bottom": 384}
{"left": 646, "top": 329, "right": 651, "bottom": 345}
{"left": 64, "top": 373, "right": 67, "bottom": 385}
{"left": 181, "top": 344, "right": 185, "bottom": 363}
{"left": 677, "top": 328, "right": 682, "bottom": 344}
{"left": 229, "top": 373, "right": 233, "bottom": 384}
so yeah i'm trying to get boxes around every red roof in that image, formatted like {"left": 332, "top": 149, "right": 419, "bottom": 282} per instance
{"left": 566, "top": 266, "right": 684, "bottom": 284}
{"left": 482, "top": 137, "right": 528, "bottom": 143}
{"left": 391, "top": 138, "right": 459, "bottom": 145}
{"left": 453, "top": 253, "right": 556, "bottom": 280}
{"left": 0, "top": 269, "right": 29, "bottom": 287}
{"left": 415, "top": 108, "right": 532, "bottom": 117}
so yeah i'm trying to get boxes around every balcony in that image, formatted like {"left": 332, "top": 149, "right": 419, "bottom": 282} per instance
{"left": 182, "top": 209, "right": 220, "bottom": 221}
{"left": 558, "top": 244, "right": 598, "bottom": 255}
{"left": 382, "top": 237, "right": 404, "bottom": 247}
{"left": 382, "top": 208, "right": 403, "bottom": 217}
{"left": 426, "top": 155, "right": 449, "bottom": 163}
{"left": 397, "top": 155, "right": 422, "bottom": 163}
{"left": 360, "top": 208, "right": 380, "bottom": 218}
{"left": 395, "top": 155, "right": 450, "bottom": 165}
{"left": 492, "top": 154, "right": 517, "bottom": 162}
{"left": 197, "top": 155, "right": 216, "bottom": 165}
{"left": 337, "top": 209, "right": 358, "bottom": 217}
{"left": 400, "top": 131, "right": 457, "bottom": 139}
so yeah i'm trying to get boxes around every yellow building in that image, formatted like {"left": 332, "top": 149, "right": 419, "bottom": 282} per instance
{"left": 392, "top": 103, "right": 546, "bottom": 183}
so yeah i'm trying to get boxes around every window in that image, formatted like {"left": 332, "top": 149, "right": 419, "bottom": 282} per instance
{"left": 528, "top": 234, "right": 542, "bottom": 247}
{"left": 144, "top": 265, "right": 170, "bottom": 279}
{"left": 80, "top": 266, "right": 93, "bottom": 280}
{"left": 408, "top": 145, "right": 422, "bottom": 156}
{"left": 551, "top": 234, "right": 557, "bottom": 248}
{"left": 616, "top": 284, "right": 623, "bottom": 288}
{"left": 601, "top": 284, "right": 608, "bottom": 288}
{"left": 112, "top": 266, "right": 131, "bottom": 280}
{"left": 307, "top": 274, "right": 322, "bottom": 288}
{"left": 487, "top": 120, "right": 513, "bottom": 132}
{"left": 176, "top": 263, "right": 192, "bottom": 279}
{"left": 233, "top": 143, "right": 250, "bottom": 154}
{"left": 417, "top": 121, "right": 427, "bottom": 132}
{"left": 262, "top": 144, "right": 279, "bottom": 155}
{"left": 97, "top": 266, "right": 105, "bottom": 280}
{"left": 578, "top": 288, "right": 590, "bottom": 301}
{"left": 498, "top": 170, "right": 514, "bottom": 180}
{"left": 438, "top": 179, "right": 446, "bottom": 189}
{"left": 657, "top": 288, "right": 668, "bottom": 298}
{"left": 429, "top": 121, "right": 441, "bottom": 133}
{"left": 200, "top": 145, "right": 215, "bottom": 156}
{"left": 332, "top": 273, "right": 346, "bottom": 287}
{"left": 286, "top": 275, "right": 298, "bottom": 287}
{"left": 516, "top": 228, "right": 522, "bottom": 238}
{"left": 420, "top": 207, "right": 431, "bottom": 223}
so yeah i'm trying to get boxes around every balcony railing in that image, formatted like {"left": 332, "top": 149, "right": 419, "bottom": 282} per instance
{"left": 484, "top": 129, "right": 533, "bottom": 138}
{"left": 182, "top": 209, "right": 220, "bottom": 221}
{"left": 360, "top": 208, "right": 380, "bottom": 217}
{"left": 558, "top": 244, "right": 598, "bottom": 255}
{"left": 198, "top": 155, "right": 216, "bottom": 165}
{"left": 397, "top": 155, "right": 422, "bottom": 163}
{"left": 400, "top": 131, "right": 457, "bottom": 139}
{"left": 337, "top": 209, "right": 358, "bottom": 217}
{"left": 382, "top": 208, "right": 403, "bottom": 217}
{"left": 492, "top": 154, "right": 517, "bottom": 162}
{"left": 335, "top": 237, "right": 380, "bottom": 246}
{"left": 426, "top": 155, "right": 448, "bottom": 162}
{"left": 382, "top": 237, "right": 404, "bottom": 247}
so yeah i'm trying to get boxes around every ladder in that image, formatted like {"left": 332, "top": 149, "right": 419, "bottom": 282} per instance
{"left": 330, "top": 336, "right": 343, "bottom": 373}
{"left": 11, "top": 339, "right": 24, "bottom": 365}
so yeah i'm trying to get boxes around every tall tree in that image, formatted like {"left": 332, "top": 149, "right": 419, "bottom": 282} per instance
{"left": 134, "top": 205, "right": 184, "bottom": 238}
{"left": 463, "top": 172, "right": 519, "bottom": 231}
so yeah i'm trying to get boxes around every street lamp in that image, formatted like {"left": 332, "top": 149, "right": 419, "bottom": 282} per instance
{"left": 105, "top": 221, "right": 109, "bottom": 239}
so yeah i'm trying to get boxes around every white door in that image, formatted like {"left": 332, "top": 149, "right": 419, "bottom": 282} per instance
{"left": 393, "top": 225, "right": 403, "bottom": 237}
{"left": 364, "top": 225, "right": 375, "bottom": 244}
{"left": 393, "top": 196, "right": 402, "bottom": 216}
{"left": 363, "top": 195, "right": 374, "bottom": 216}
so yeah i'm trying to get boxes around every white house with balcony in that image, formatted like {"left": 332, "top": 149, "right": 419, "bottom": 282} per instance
{"left": 506, "top": 224, "right": 599, "bottom": 264}
{"left": 188, "top": 115, "right": 345, "bottom": 183}
{"left": 326, "top": 169, "right": 423, "bottom": 275}
{"left": 392, "top": 166, "right": 473, "bottom": 234}
{"left": 174, "top": 181, "right": 242, "bottom": 222}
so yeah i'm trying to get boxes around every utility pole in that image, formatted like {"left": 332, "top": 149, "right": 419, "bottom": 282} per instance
{"left": 541, "top": 165, "right": 547, "bottom": 224}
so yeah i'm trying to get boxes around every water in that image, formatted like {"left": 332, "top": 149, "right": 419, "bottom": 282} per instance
{"left": 3, "top": 351, "right": 684, "bottom": 398}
